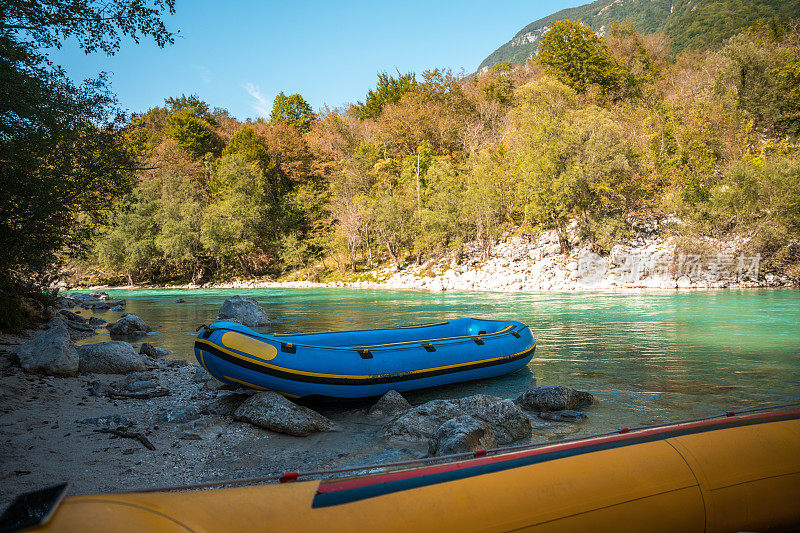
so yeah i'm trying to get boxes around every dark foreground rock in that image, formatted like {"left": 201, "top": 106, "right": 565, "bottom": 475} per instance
{"left": 46, "top": 316, "right": 96, "bottom": 341}
{"left": 58, "top": 309, "right": 87, "bottom": 323}
{"left": 139, "top": 342, "right": 173, "bottom": 359}
{"left": 384, "top": 394, "right": 531, "bottom": 444}
{"left": 77, "top": 341, "right": 147, "bottom": 374}
{"left": 517, "top": 386, "right": 594, "bottom": 412}
{"left": 13, "top": 323, "right": 79, "bottom": 376}
{"left": 108, "top": 314, "right": 152, "bottom": 337}
{"left": 428, "top": 415, "right": 497, "bottom": 456}
{"left": 368, "top": 390, "right": 411, "bottom": 417}
{"left": 202, "top": 392, "right": 250, "bottom": 416}
{"left": 217, "top": 295, "right": 270, "bottom": 327}
{"left": 234, "top": 391, "right": 333, "bottom": 436}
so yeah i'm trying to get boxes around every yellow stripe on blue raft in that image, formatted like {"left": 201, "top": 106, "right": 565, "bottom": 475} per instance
{"left": 220, "top": 331, "right": 278, "bottom": 361}
{"left": 195, "top": 339, "right": 372, "bottom": 379}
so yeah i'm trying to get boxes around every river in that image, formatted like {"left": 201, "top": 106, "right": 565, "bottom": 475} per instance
{"left": 78, "top": 288, "right": 800, "bottom": 437}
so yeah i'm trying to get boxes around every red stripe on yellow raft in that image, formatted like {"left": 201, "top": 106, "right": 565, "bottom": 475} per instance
{"left": 316, "top": 409, "right": 800, "bottom": 494}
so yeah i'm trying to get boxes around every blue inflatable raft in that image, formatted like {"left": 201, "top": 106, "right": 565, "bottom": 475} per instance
{"left": 194, "top": 318, "right": 535, "bottom": 398}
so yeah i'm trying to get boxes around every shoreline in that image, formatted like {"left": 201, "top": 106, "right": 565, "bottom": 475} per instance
{"left": 0, "top": 293, "right": 585, "bottom": 508}
{"left": 68, "top": 228, "right": 798, "bottom": 293}
{"left": 74, "top": 280, "right": 798, "bottom": 292}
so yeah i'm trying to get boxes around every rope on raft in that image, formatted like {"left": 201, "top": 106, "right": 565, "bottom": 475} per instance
{"left": 127, "top": 401, "right": 800, "bottom": 494}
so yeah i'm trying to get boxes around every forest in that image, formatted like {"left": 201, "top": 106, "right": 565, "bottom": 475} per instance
{"left": 79, "top": 19, "right": 800, "bottom": 286}
{"left": 2, "top": 6, "right": 800, "bottom": 312}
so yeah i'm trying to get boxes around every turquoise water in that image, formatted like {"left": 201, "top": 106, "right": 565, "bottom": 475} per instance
{"left": 78, "top": 288, "right": 800, "bottom": 435}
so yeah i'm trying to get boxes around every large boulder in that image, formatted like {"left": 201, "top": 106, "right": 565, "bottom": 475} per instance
{"left": 516, "top": 386, "right": 594, "bottom": 412}
{"left": 89, "top": 290, "right": 111, "bottom": 300}
{"left": 428, "top": 415, "right": 497, "bottom": 456}
{"left": 383, "top": 399, "right": 463, "bottom": 442}
{"left": 384, "top": 394, "right": 531, "bottom": 444}
{"left": 368, "top": 390, "right": 411, "bottom": 417}
{"left": 77, "top": 341, "right": 147, "bottom": 374}
{"left": 13, "top": 323, "right": 79, "bottom": 376}
{"left": 234, "top": 391, "right": 333, "bottom": 436}
{"left": 458, "top": 395, "right": 532, "bottom": 443}
{"left": 107, "top": 314, "right": 151, "bottom": 337}
{"left": 217, "top": 296, "right": 270, "bottom": 327}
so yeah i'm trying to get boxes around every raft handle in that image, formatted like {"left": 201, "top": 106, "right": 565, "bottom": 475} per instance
{"left": 281, "top": 343, "right": 297, "bottom": 354}
{"left": 472, "top": 337, "right": 484, "bottom": 345}
{"left": 196, "top": 324, "right": 213, "bottom": 339}
{"left": 423, "top": 344, "right": 436, "bottom": 352}
{"left": 511, "top": 331, "right": 521, "bottom": 338}
{"left": 358, "top": 349, "right": 373, "bottom": 359}
{"left": 279, "top": 472, "right": 299, "bottom": 483}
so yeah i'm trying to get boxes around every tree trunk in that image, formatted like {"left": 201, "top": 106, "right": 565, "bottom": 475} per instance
{"left": 385, "top": 243, "right": 399, "bottom": 271}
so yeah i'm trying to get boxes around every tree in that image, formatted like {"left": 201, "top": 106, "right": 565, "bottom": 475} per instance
{"left": 537, "top": 20, "right": 625, "bottom": 96}
{"left": 721, "top": 22, "right": 800, "bottom": 138}
{"left": 270, "top": 92, "right": 313, "bottom": 133}
{"left": 0, "top": 0, "right": 175, "bottom": 316}
{"left": 0, "top": 1, "right": 175, "bottom": 55}
{"left": 203, "top": 153, "right": 271, "bottom": 276}
{"left": 510, "top": 77, "right": 640, "bottom": 251}
{"left": 354, "top": 71, "right": 417, "bottom": 120}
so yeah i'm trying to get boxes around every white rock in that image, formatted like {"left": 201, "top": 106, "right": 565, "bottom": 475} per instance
{"left": 217, "top": 295, "right": 270, "bottom": 327}
{"left": 13, "top": 324, "right": 79, "bottom": 376}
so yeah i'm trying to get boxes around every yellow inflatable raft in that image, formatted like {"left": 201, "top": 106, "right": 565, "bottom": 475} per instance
{"left": 22, "top": 408, "right": 800, "bottom": 532}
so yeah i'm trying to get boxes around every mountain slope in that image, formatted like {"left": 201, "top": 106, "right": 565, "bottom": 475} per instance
{"left": 478, "top": 0, "right": 800, "bottom": 72}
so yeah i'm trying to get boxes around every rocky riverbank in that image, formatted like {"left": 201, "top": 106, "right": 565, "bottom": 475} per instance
{"left": 0, "top": 294, "right": 595, "bottom": 507}
{"left": 74, "top": 221, "right": 797, "bottom": 293}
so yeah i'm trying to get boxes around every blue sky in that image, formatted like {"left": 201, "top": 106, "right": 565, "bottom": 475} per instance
{"left": 52, "top": 1, "right": 582, "bottom": 119}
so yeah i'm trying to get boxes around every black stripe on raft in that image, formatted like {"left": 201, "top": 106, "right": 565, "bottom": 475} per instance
{"left": 311, "top": 410, "right": 800, "bottom": 508}
{"left": 194, "top": 341, "right": 534, "bottom": 386}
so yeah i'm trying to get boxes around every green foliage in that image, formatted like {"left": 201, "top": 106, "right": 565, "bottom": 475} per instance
{"left": 1, "top": 0, "right": 176, "bottom": 54}
{"left": 223, "top": 127, "right": 271, "bottom": 168}
{"left": 1, "top": 0, "right": 176, "bottom": 309}
{"left": 721, "top": 23, "right": 800, "bottom": 138}
{"left": 203, "top": 153, "right": 272, "bottom": 275}
{"left": 665, "top": 1, "right": 800, "bottom": 53}
{"left": 165, "top": 105, "right": 218, "bottom": 158}
{"left": 537, "top": 20, "right": 625, "bottom": 96}
{"left": 354, "top": 71, "right": 417, "bottom": 120}
{"left": 479, "top": 64, "right": 515, "bottom": 104}
{"left": 511, "top": 77, "right": 640, "bottom": 249}
{"left": 270, "top": 92, "right": 313, "bottom": 133}
{"left": 707, "top": 157, "right": 800, "bottom": 261}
